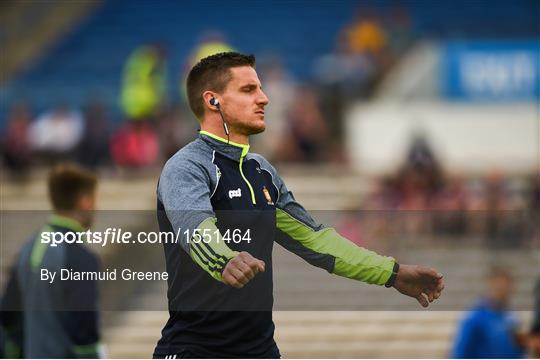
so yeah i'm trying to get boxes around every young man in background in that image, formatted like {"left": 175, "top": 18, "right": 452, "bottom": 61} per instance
{"left": 1, "top": 164, "right": 102, "bottom": 358}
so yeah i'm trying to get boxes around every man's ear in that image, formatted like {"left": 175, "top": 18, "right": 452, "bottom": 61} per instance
{"left": 202, "top": 91, "right": 219, "bottom": 112}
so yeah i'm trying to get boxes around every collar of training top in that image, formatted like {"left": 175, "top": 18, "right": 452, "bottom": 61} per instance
{"left": 47, "top": 214, "right": 86, "bottom": 232}
{"left": 199, "top": 130, "right": 250, "bottom": 162}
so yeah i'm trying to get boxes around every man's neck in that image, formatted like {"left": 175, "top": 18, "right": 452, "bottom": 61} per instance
{"left": 54, "top": 211, "right": 86, "bottom": 229}
{"left": 200, "top": 122, "right": 249, "bottom": 145}
{"left": 485, "top": 297, "right": 507, "bottom": 311}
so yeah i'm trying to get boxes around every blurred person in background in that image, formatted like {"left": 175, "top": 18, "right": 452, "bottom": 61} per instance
{"left": 431, "top": 175, "right": 469, "bottom": 236}
{"left": 312, "top": 32, "right": 375, "bottom": 145}
{"left": 188, "top": 31, "right": 234, "bottom": 68}
{"left": 77, "top": 100, "right": 111, "bottom": 169}
{"left": 394, "top": 134, "right": 444, "bottom": 234}
{"left": 116, "top": 44, "right": 165, "bottom": 169}
{"left": 27, "top": 105, "right": 84, "bottom": 165}
{"left": 483, "top": 171, "right": 528, "bottom": 247}
{"left": 180, "top": 31, "right": 234, "bottom": 108}
{"left": 529, "top": 279, "right": 540, "bottom": 357}
{"left": 335, "top": 209, "right": 366, "bottom": 247}
{"left": 155, "top": 105, "right": 189, "bottom": 163}
{"left": 528, "top": 173, "right": 540, "bottom": 245}
{"left": 312, "top": 5, "right": 405, "bottom": 149}
{"left": 530, "top": 174, "right": 540, "bottom": 212}
{"left": 345, "top": 7, "right": 391, "bottom": 78}
{"left": 346, "top": 6, "right": 412, "bottom": 78}
{"left": 401, "top": 134, "right": 444, "bottom": 204}
{"left": 346, "top": 11, "right": 386, "bottom": 55}
{"left": 121, "top": 43, "right": 168, "bottom": 122}
{"left": 110, "top": 120, "right": 159, "bottom": 168}
{"left": 484, "top": 172, "right": 508, "bottom": 245}
{"left": 284, "top": 86, "right": 328, "bottom": 162}
{"left": 250, "top": 55, "right": 294, "bottom": 162}
{"left": 361, "top": 177, "right": 401, "bottom": 240}
{"left": 1, "top": 102, "right": 32, "bottom": 177}
{"left": 384, "top": 5, "right": 413, "bottom": 57}
{"left": 451, "top": 267, "right": 526, "bottom": 358}
{"left": 0, "top": 164, "right": 103, "bottom": 358}
{"left": 337, "top": 134, "right": 448, "bottom": 240}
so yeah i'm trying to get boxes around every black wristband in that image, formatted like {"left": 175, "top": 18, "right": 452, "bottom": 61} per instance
{"left": 385, "top": 262, "right": 400, "bottom": 288}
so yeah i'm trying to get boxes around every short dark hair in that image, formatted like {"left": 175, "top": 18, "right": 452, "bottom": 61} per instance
{"left": 186, "top": 52, "right": 256, "bottom": 119}
{"left": 487, "top": 266, "right": 512, "bottom": 280}
{"left": 48, "top": 163, "right": 97, "bottom": 211}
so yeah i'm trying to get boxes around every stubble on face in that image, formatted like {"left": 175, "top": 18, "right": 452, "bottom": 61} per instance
{"left": 220, "top": 66, "right": 269, "bottom": 136}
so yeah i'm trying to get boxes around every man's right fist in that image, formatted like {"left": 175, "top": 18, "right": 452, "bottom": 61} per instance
{"left": 222, "top": 251, "right": 265, "bottom": 288}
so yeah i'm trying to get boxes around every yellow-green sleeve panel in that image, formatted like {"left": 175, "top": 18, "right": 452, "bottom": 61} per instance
{"left": 276, "top": 209, "right": 395, "bottom": 285}
{"left": 189, "top": 217, "right": 238, "bottom": 282}
{"left": 247, "top": 153, "right": 395, "bottom": 286}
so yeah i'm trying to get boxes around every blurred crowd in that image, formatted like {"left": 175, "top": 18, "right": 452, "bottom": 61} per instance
{"left": 1, "top": 7, "right": 414, "bottom": 175}
{"left": 1, "top": 6, "right": 538, "bottom": 246}
{"left": 1, "top": 2, "right": 539, "bottom": 359}
{"left": 312, "top": 6, "right": 412, "bottom": 152}
{"left": 355, "top": 135, "right": 540, "bottom": 247}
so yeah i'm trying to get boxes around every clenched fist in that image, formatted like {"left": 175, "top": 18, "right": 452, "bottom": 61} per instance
{"left": 222, "top": 251, "right": 265, "bottom": 288}
{"left": 393, "top": 264, "right": 445, "bottom": 308}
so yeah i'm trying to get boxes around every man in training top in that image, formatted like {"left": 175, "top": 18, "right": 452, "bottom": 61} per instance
{"left": 1, "top": 164, "right": 102, "bottom": 358}
{"left": 153, "top": 52, "right": 445, "bottom": 359}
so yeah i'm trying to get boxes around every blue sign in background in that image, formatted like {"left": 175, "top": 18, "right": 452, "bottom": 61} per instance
{"left": 442, "top": 41, "right": 540, "bottom": 101}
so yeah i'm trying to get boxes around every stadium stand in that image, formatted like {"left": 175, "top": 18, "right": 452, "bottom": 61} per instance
{"left": 0, "top": 0, "right": 99, "bottom": 86}
{"left": 1, "top": 0, "right": 538, "bottom": 124}
{"left": 1, "top": 0, "right": 539, "bottom": 357}
{"left": 2, "top": 172, "right": 537, "bottom": 358}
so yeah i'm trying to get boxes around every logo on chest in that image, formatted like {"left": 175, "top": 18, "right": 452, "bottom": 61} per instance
{"left": 228, "top": 188, "right": 242, "bottom": 199}
{"left": 262, "top": 186, "right": 274, "bottom": 205}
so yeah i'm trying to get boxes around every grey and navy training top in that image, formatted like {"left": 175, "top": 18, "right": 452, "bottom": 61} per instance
{"left": 154, "top": 131, "right": 396, "bottom": 358}
{"left": 0, "top": 215, "right": 101, "bottom": 358}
